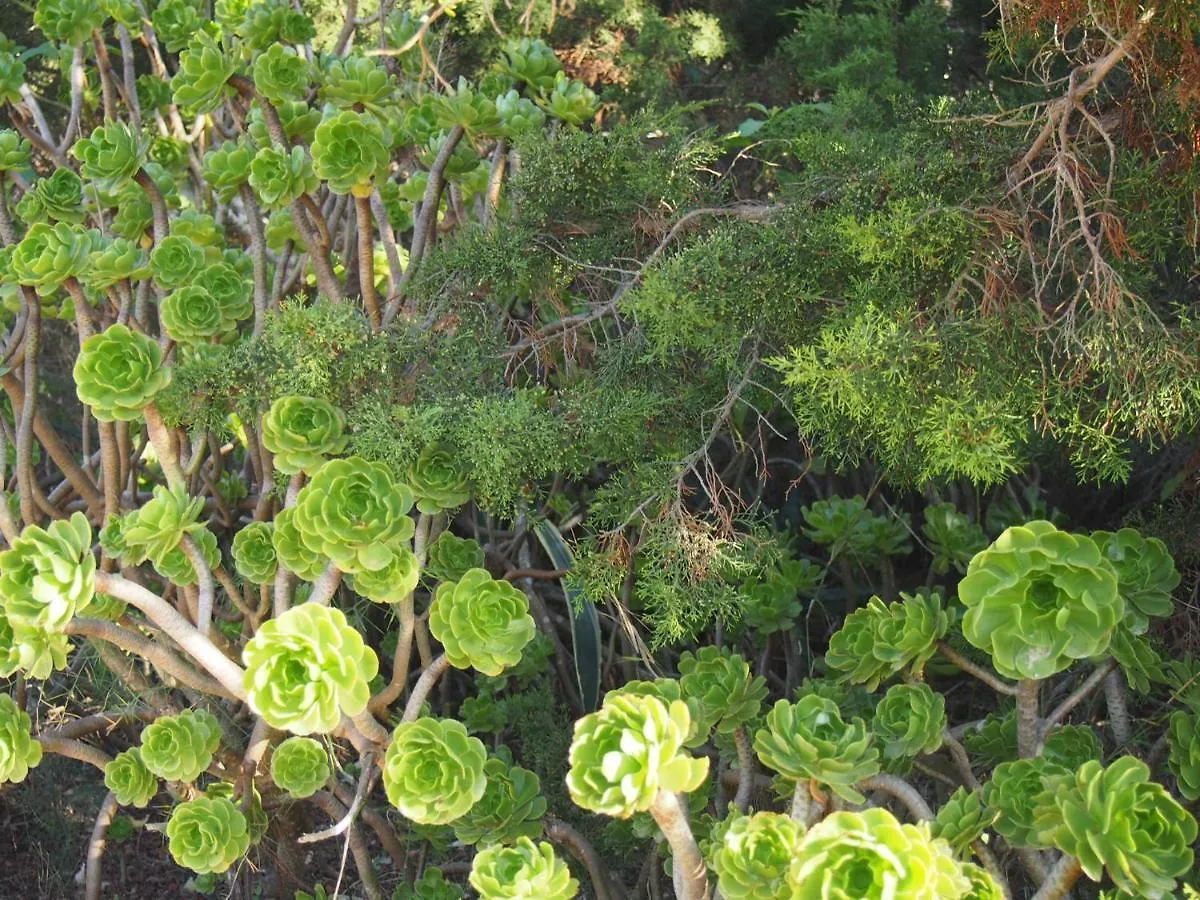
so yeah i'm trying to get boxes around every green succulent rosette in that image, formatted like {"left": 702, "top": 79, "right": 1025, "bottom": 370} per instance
{"left": 1092, "top": 527, "right": 1179, "bottom": 630}
{"left": 930, "top": 787, "right": 998, "bottom": 857}
{"left": 753, "top": 696, "right": 879, "bottom": 803}
{"left": 469, "top": 837, "right": 578, "bottom": 900}
{"left": 0, "top": 612, "right": 70, "bottom": 680}
{"left": 871, "top": 682, "right": 945, "bottom": 762}
{"left": 498, "top": 39, "right": 562, "bottom": 93}
{"left": 1108, "top": 625, "right": 1167, "bottom": 693}
{"left": 20, "top": 168, "right": 86, "bottom": 224}
{"left": 311, "top": 110, "right": 391, "bottom": 197}
{"left": 150, "top": 235, "right": 206, "bottom": 290}
{"left": 12, "top": 221, "right": 93, "bottom": 295}
{"left": 265, "top": 207, "right": 304, "bottom": 251}
{"left": 461, "top": 695, "right": 507, "bottom": 736}
{"left": 407, "top": 445, "right": 471, "bottom": 514}
{"left": 960, "top": 862, "right": 1005, "bottom": 900}
{"left": 1034, "top": 756, "right": 1196, "bottom": 895}
{"left": 120, "top": 484, "right": 205, "bottom": 568}
{"left": 110, "top": 182, "right": 153, "bottom": 240}
{"left": 169, "top": 209, "right": 223, "bottom": 251}
{"left": 1168, "top": 709, "right": 1200, "bottom": 800}
{"left": 982, "top": 757, "right": 1066, "bottom": 847}
{"left": 961, "top": 709, "right": 1017, "bottom": 768}
{"left": 1041, "top": 723, "right": 1102, "bottom": 770}
{"left": 395, "top": 866, "right": 464, "bottom": 900}
{"left": 291, "top": 456, "right": 414, "bottom": 574}
{"left": 424, "top": 532, "right": 486, "bottom": 584}
{"left": 566, "top": 693, "right": 708, "bottom": 819}
{"left": 252, "top": 43, "right": 310, "bottom": 104}
{"left": 0, "top": 512, "right": 96, "bottom": 633}
{"left": 152, "top": 0, "right": 205, "bottom": 52}
{"left": 243, "top": 603, "right": 378, "bottom": 734}
{"left": 825, "top": 591, "right": 949, "bottom": 689}
{"left": 428, "top": 568, "right": 536, "bottom": 677}
{"left": 346, "top": 543, "right": 420, "bottom": 602}
{"left": 452, "top": 752, "right": 547, "bottom": 846}
{"left": 139, "top": 709, "right": 222, "bottom": 783}
{"left": 160, "top": 285, "right": 226, "bottom": 343}
{"left": 271, "top": 506, "right": 329, "bottom": 582}
{"left": 958, "top": 521, "right": 1123, "bottom": 680}
{"left": 269, "top": 736, "right": 331, "bottom": 798}
{"left": 677, "top": 646, "right": 767, "bottom": 735}
{"left": 86, "top": 237, "right": 151, "bottom": 291}
{"left": 710, "top": 811, "right": 804, "bottom": 900}
{"left": 34, "top": 0, "right": 104, "bottom": 44}
{"left": 153, "top": 526, "right": 220, "bottom": 587}
{"left": 741, "top": 558, "right": 820, "bottom": 634}
{"left": 0, "top": 56, "right": 26, "bottom": 108}
{"left": 238, "top": 0, "right": 315, "bottom": 50}
{"left": 788, "top": 808, "right": 968, "bottom": 898}
{"left": 922, "top": 502, "right": 988, "bottom": 575}
{"left": 149, "top": 135, "right": 190, "bottom": 174}
{"left": 382, "top": 716, "right": 487, "bottom": 825}
{"left": 0, "top": 694, "right": 41, "bottom": 784}
{"left": 204, "top": 262, "right": 253, "bottom": 324}
{"left": 72, "top": 120, "right": 146, "bottom": 188}
{"left": 166, "top": 796, "right": 251, "bottom": 875}
{"left": 172, "top": 31, "right": 236, "bottom": 114}
{"left": 260, "top": 395, "right": 349, "bottom": 476}
{"left": 434, "top": 78, "right": 501, "bottom": 136}
{"left": 137, "top": 73, "right": 173, "bottom": 113}
{"left": 606, "top": 678, "right": 714, "bottom": 748}
{"left": 320, "top": 54, "right": 395, "bottom": 114}
{"left": 103, "top": 747, "right": 158, "bottom": 807}
{"left": 204, "top": 780, "right": 268, "bottom": 845}
{"left": 0, "top": 130, "right": 31, "bottom": 171}
{"left": 232, "top": 522, "right": 277, "bottom": 585}
{"left": 202, "top": 139, "right": 254, "bottom": 203}
{"left": 802, "top": 495, "right": 911, "bottom": 562}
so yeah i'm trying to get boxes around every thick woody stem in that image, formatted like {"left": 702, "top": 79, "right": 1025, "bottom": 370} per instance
{"left": 142, "top": 403, "right": 186, "bottom": 489}
{"left": 733, "top": 727, "right": 754, "bottom": 813}
{"left": 1030, "top": 854, "right": 1083, "bottom": 900}
{"left": 1017, "top": 679, "right": 1041, "bottom": 758}
{"left": 648, "top": 790, "right": 708, "bottom": 900}
{"left": 545, "top": 815, "right": 624, "bottom": 900}
{"left": 94, "top": 571, "right": 247, "bottom": 698}
{"left": 857, "top": 774, "right": 934, "bottom": 820}
{"left": 354, "top": 194, "right": 381, "bottom": 328}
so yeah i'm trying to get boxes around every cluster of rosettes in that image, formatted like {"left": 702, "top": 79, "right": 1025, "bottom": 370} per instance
{"left": 825, "top": 591, "right": 950, "bottom": 689}
{"left": 801, "top": 495, "right": 911, "bottom": 563}
{"left": 243, "top": 603, "right": 378, "bottom": 734}
{"left": 958, "top": 521, "right": 1123, "bottom": 680}
{"left": 753, "top": 696, "right": 879, "bottom": 803}
{"left": 709, "top": 807, "right": 996, "bottom": 900}
{"left": 0, "top": 513, "right": 96, "bottom": 679}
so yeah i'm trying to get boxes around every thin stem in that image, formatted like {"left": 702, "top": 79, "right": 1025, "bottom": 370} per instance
{"left": 401, "top": 653, "right": 450, "bottom": 723}
{"left": 84, "top": 791, "right": 120, "bottom": 900}
{"left": 239, "top": 184, "right": 270, "bottom": 336}
{"left": 1041, "top": 660, "right": 1118, "bottom": 737}
{"left": 545, "top": 814, "right": 623, "bottom": 900}
{"left": 732, "top": 727, "right": 754, "bottom": 813}
{"left": 857, "top": 774, "right": 934, "bottom": 820}
{"left": 937, "top": 642, "right": 1019, "bottom": 696}
{"left": 648, "top": 790, "right": 708, "bottom": 900}
{"left": 15, "top": 289, "right": 39, "bottom": 524}
{"left": 367, "top": 592, "right": 414, "bottom": 715}
{"left": 180, "top": 534, "right": 216, "bottom": 636}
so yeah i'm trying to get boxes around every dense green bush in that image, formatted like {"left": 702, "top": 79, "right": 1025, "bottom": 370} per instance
{"left": 0, "top": 0, "right": 1196, "bottom": 897}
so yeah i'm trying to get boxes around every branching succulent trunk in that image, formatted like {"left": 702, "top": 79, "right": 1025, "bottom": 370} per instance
{"left": 649, "top": 790, "right": 708, "bottom": 900}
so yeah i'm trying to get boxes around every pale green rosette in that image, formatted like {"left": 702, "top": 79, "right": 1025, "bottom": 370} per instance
{"left": 428, "top": 568, "right": 536, "bottom": 676}
{"left": 242, "top": 603, "right": 378, "bottom": 735}
{"left": 139, "top": 709, "right": 222, "bottom": 783}
{"left": 0, "top": 694, "right": 42, "bottom": 784}
{"left": 166, "top": 796, "right": 251, "bottom": 874}
{"left": 958, "top": 521, "right": 1123, "bottom": 680}
{"left": 566, "top": 694, "right": 709, "bottom": 819}
{"left": 469, "top": 837, "right": 579, "bottom": 900}
{"left": 711, "top": 811, "right": 804, "bottom": 900}
{"left": 104, "top": 747, "right": 158, "bottom": 807}
{"left": 382, "top": 717, "right": 487, "bottom": 825}
{"left": 269, "top": 736, "right": 331, "bottom": 799}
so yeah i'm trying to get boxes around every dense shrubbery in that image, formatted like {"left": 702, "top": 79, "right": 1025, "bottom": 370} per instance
{"left": 0, "top": 0, "right": 1197, "bottom": 897}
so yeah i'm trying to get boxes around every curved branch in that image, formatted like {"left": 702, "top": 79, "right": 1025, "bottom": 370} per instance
{"left": 84, "top": 792, "right": 119, "bottom": 900}
{"left": 937, "top": 642, "right": 1018, "bottom": 696}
